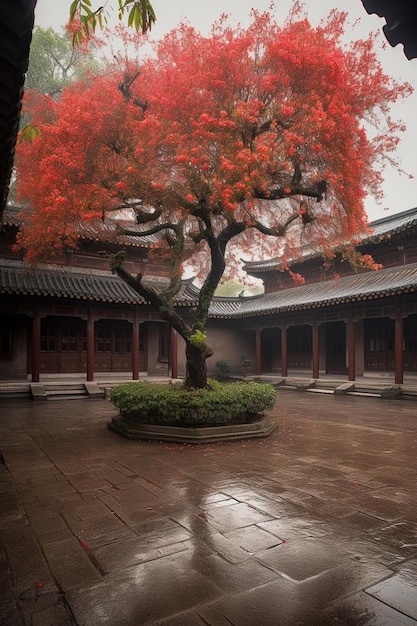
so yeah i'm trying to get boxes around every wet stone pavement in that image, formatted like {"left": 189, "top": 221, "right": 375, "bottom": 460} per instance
{"left": 0, "top": 393, "right": 417, "bottom": 625}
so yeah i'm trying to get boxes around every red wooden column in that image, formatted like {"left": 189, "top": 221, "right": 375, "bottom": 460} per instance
{"left": 347, "top": 315, "right": 356, "bottom": 381}
{"left": 31, "top": 304, "right": 41, "bottom": 383}
{"left": 281, "top": 325, "right": 288, "bottom": 377}
{"left": 86, "top": 307, "right": 95, "bottom": 382}
{"left": 312, "top": 322, "right": 319, "bottom": 379}
{"left": 394, "top": 309, "right": 404, "bottom": 385}
{"left": 255, "top": 328, "right": 262, "bottom": 375}
{"left": 132, "top": 310, "right": 140, "bottom": 380}
{"left": 170, "top": 327, "right": 178, "bottom": 379}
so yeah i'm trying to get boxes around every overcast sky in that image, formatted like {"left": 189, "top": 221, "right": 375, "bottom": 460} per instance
{"left": 34, "top": 0, "right": 417, "bottom": 221}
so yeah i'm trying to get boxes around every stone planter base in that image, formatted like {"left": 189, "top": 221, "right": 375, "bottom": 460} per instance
{"left": 108, "top": 413, "right": 277, "bottom": 443}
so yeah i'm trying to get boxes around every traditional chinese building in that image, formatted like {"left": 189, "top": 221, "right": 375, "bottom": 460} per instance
{"left": 1, "top": 205, "right": 417, "bottom": 384}
{"left": 209, "top": 207, "right": 417, "bottom": 384}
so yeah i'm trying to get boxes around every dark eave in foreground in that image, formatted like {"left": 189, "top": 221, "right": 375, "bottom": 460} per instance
{"left": 0, "top": 1, "right": 37, "bottom": 222}
{"left": 361, "top": 0, "right": 417, "bottom": 59}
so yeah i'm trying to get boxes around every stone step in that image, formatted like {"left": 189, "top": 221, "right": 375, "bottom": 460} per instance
{"left": 44, "top": 384, "right": 86, "bottom": 392}
{"left": 0, "top": 383, "right": 31, "bottom": 398}
{"left": 347, "top": 391, "right": 381, "bottom": 398}
{"left": 46, "top": 388, "right": 86, "bottom": 395}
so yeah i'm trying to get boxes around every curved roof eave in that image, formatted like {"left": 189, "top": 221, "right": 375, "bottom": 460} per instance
{"left": 209, "top": 262, "right": 417, "bottom": 319}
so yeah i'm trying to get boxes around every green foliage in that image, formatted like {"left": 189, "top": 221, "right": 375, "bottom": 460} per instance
{"left": 215, "top": 358, "right": 231, "bottom": 379}
{"left": 70, "top": 0, "right": 156, "bottom": 44}
{"left": 19, "top": 124, "right": 41, "bottom": 143}
{"left": 111, "top": 380, "right": 276, "bottom": 427}
{"left": 189, "top": 331, "right": 207, "bottom": 348}
{"left": 26, "top": 26, "right": 98, "bottom": 99}
{"left": 215, "top": 280, "right": 263, "bottom": 297}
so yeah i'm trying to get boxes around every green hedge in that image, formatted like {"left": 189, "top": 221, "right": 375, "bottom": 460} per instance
{"left": 111, "top": 380, "right": 277, "bottom": 427}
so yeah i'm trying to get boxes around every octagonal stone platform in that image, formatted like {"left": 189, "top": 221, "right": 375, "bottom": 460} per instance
{"left": 108, "top": 413, "right": 277, "bottom": 443}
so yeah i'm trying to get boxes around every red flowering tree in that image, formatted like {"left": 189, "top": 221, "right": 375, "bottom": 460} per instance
{"left": 16, "top": 9, "right": 411, "bottom": 388}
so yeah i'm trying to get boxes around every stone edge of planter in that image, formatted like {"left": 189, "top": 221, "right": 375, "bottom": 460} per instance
{"left": 107, "top": 413, "right": 278, "bottom": 443}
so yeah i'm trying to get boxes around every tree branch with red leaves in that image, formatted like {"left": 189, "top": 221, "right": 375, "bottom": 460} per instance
{"left": 16, "top": 8, "right": 412, "bottom": 387}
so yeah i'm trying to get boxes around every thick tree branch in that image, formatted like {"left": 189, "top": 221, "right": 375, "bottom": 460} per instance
{"left": 252, "top": 212, "right": 300, "bottom": 237}
{"left": 192, "top": 217, "right": 247, "bottom": 333}
{"left": 110, "top": 252, "right": 191, "bottom": 339}
{"left": 121, "top": 222, "right": 177, "bottom": 237}
{"left": 254, "top": 180, "right": 327, "bottom": 202}
{"left": 135, "top": 204, "right": 163, "bottom": 224}
{"left": 118, "top": 71, "right": 148, "bottom": 111}
{"left": 162, "top": 220, "right": 186, "bottom": 299}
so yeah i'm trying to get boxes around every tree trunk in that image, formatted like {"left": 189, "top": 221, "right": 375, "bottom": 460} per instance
{"left": 185, "top": 340, "right": 212, "bottom": 389}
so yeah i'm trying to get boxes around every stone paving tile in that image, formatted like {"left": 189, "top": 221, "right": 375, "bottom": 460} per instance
{"left": 29, "top": 510, "right": 75, "bottom": 544}
{"left": 356, "top": 495, "right": 413, "bottom": 521}
{"left": 68, "top": 513, "right": 138, "bottom": 550}
{"left": 66, "top": 553, "right": 223, "bottom": 626}
{"left": 257, "top": 513, "right": 335, "bottom": 540}
{"left": 256, "top": 537, "right": 342, "bottom": 582}
{"left": 20, "top": 473, "right": 78, "bottom": 502}
{"left": 199, "top": 494, "right": 240, "bottom": 510}
{"left": 43, "top": 536, "right": 103, "bottom": 591}
{"left": 92, "top": 525, "right": 193, "bottom": 573}
{"left": 2, "top": 393, "right": 417, "bottom": 625}
{"left": 173, "top": 513, "right": 253, "bottom": 564}
{"left": 202, "top": 501, "right": 274, "bottom": 532}
{"left": 309, "top": 499, "right": 363, "bottom": 519}
{"left": 369, "top": 521, "right": 417, "bottom": 555}
{"left": 339, "top": 510, "right": 392, "bottom": 532}
{"left": 277, "top": 488, "right": 323, "bottom": 507}
{"left": 187, "top": 577, "right": 323, "bottom": 626}
{"left": 1, "top": 520, "right": 57, "bottom": 597}
{"left": 327, "top": 590, "right": 417, "bottom": 625}
{"left": 393, "top": 558, "right": 417, "bottom": 580}
{"left": 191, "top": 552, "right": 280, "bottom": 592}
{"left": 81, "top": 461, "right": 133, "bottom": 486}
{"left": 0, "top": 547, "right": 23, "bottom": 626}
{"left": 101, "top": 481, "right": 161, "bottom": 506}
{"left": 224, "top": 524, "right": 283, "bottom": 553}
{"left": 100, "top": 500, "right": 176, "bottom": 532}
{"left": 335, "top": 535, "right": 409, "bottom": 569}
{"left": 365, "top": 573, "right": 417, "bottom": 620}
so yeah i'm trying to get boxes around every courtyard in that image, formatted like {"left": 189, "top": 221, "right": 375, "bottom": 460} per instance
{"left": 1, "top": 391, "right": 417, "bottom": 625}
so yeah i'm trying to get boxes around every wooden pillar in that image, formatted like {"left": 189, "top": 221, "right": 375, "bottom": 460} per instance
{"left": 170, "top": 327, "right": 178, "bottom": 379}
{"left": 395, "top": 309, "right": 404, "bottom": 385}
{"left": 31, "top": 304, "right": 41, "bottom": 383}
{"left": 255, "top": 328, "right": 262, "bottom": 375}
{"left": 281, "top": 326, "right": 288, "bottom": 377}
{"left": 132, "top": 310, "right": 140, "bottom": 380}
{"left": 312, "top": 322, "right": 319, "bottom": 379}
{"left": 86, "top": 307, "right": 94, "bottom": 382}
{"left": 347, "top": 315, "right": 356, "bottom": 381}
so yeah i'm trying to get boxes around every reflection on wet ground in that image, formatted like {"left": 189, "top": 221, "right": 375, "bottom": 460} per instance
{"left": 1, "top": 393, "right": 417, "bottom": 625}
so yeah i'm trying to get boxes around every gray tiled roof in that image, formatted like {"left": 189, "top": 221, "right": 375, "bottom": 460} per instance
{"left": 2, "top": 259, "right": 417, "bottom": 319}
{"left": 365, "top": 206, "right": 417, "bottom": 240}
{"left": 0, "top": 259, "right": 201, "bottom": 306}
{"left": 209, "top": 262, "right": 417, "bottom": 318}
{"left": 2, "top": 206, "right": 158, "bottom": 248}
{"left": 243, "top": 207, "right": 417, "bottom": 273}
{"left": 0, "top": 260, "right": 145, "bottom": 304}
